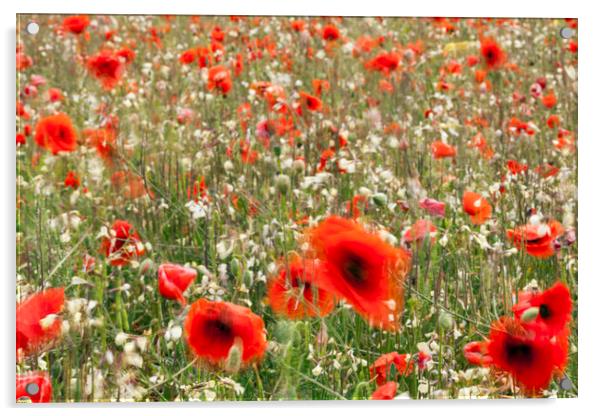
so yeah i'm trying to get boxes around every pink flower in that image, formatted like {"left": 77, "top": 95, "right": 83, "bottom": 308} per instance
{"left": 419, "top": 198, "right": 446, "bottom": 218}
{"left": 30, "top": 74, "right": 47, "bottom": 87}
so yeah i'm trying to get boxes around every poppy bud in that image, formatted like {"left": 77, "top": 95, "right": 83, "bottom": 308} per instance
{"left": 292, "top": 158, "right": 305, "bottom": 174}
{"left": 225, "top": 338, "right": 243, "bottom": 373}
{"left": 275, "top": 174, "right": 291, "bottom": 194}
{"left": 230, "top": 258, "right": 241, "bottom": 276}
{"left": 520, "top": 306, "right": 540, "bottom": 323}
{"left": 438, "top": 310, "right": 454, "bottom": 329}
{"left": 372, "top": 193, "right": 387, "bottom": 207}
{"left": 139, "top": 258, "right": 155, "bottom": 275}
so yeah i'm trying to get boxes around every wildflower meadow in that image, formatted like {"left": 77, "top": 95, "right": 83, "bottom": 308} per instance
{"left": 16, "top": 15, "right": 578, "bottom": 402}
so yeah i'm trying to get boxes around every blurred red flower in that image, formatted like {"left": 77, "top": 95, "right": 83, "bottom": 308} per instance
{"left": 370, "top": 381, "right": 397, "bottom": 400}
{"left": 62, "top": 15, "right": 90, "bottom": 35}
{"left": 308, "top": 216, "right": 410, "bottom": 331}
{"left": 100, "top": 220, "right": 145, "bottom": 266}
{"left": 16, "top": 372, "right": 52, "bottom": 403}
{"left": 208, "top": 65, "right": 232, "bottom": 95}
{"left": 487, "top": 317, "right": 567, "bottom": 394}
{"left": 512, "top": 281, "right": 572, "bottom": 336}
{"left": 431, "top": 140, "right": 456, "bottom": 159}
{"left": 480, "top": 36, "right": 506, "bottom": 70}
{"left": 267, "top": 256, "right": 335, "bottom": 320}
{"left": 369, "top": 352, "right": 413, "bottom": 385}
{"left": 507, "top": 219, "right": 564, "bottom": 258}
{"left": 16, "top": 288, "right": 64, "bottom": 357}
{"left": 462, "top": 191, "right": 492, "bottom": 225}
{"left": 158, "top": 263, "right": 197, "bottom": 306}
{"left": 87, "top": 50, "right": 124, "bottom": 90}
{"left": 34, "top": 113, "right": 78, "bottom": 155}
{"left": 184, "top": 299, "right": 267, "bottom": 367}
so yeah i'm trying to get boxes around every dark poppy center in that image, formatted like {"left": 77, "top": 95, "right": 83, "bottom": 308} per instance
{"left": 539, "top": 304, "right": 551, "bottom": 319}
{"left": 204, "top": 318, "right": 234, "bottom": 343}
{"left": 505, "top": 340, "right": 533, "bottom": 365}
{"left": 342, "top": 254, "right": 366, "bottom": 287}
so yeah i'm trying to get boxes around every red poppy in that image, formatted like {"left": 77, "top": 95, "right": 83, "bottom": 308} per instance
{"left": 487, "top": 317, "right": 567, "bottom": 394}
{"left": 158, "top": 263, "right": 197, "bottom": 306}
{"left": 16, "top": 288, "right": 64, "bottom": 357}
{"left": 507, "top": 219, "right": 564, "bottom": 258}
{"left": 403, "top": 219, "right": 437, "bottom": 244}
{"left": 322, "top": 25, "right": 340, "bottom": 42}
{"left": 547, "top": 115, "right": 561, "bottom": 129}
{"left": 62, "top": 15, "right": 90, "bottom": 35}
{"left": 16, "top": 133, "right": 26, "bottom": 146}
{"left": 541, "top": 91, "right": 557, "bottom": 109}
{"left": 535, "top": 163, "right": 560, "bottom": 178}
{"left": 87, "top": 50, "right": 124, "bottom": 90}
{"left": 84, "top": 127, "right": 116, "bottom": 162}
{"left": 116, "top": 47, "right": 136, "bottom": 64}
{"left": 507, "top": 117, "right": 535, "bottom": 136}
{"left": 34, "top": 113, "right": 78, "bottom": 154}
{"left": 463, "top": 341, "right": 492, "bottom": 366}
{"left": 47, "top": 88, "right": 64, "bottom": 103}
{"left": 366, "top": 51, "right": 401, "bottom": 75}
{"left": 507, "top": 159, "right": 528, "bottom": 175}
{"left": 267, "top": 256, "right": 335, "bottom": 320}
{"left": 431, "top": 140, "right": 456, "bottom": 159}
{"left": 100, "top": 220, "right": 145, "bottom": 266}
{"left": 308, "top": 216, "right": 411, "bottom": 331}
{"left": 110, "top": 170, "right": 152, "bottom": 199}
{"left": 298, "top": 91, "right": 323, "bottom": 112}
{"left": 480, "top": 37, "right": 506, "bottom": 70}
{"left": 16, "top": 372, "right": 52, "bottom": 403}
{"left": 179, "top": 47, "right": 198, "bottom": 65}
{"left": 513, "top": 282, "right": 572, "bottom": 336}
{"left": 207, "top": 65, "right": 232, "bottom": 95}
{"left": 462, "top": 191, "right": 492, "bottom": 225}
{"left": 370, "top": 381, "right": 397, "bottom": 400}
{"left": 369, "top": 352, "right": 414, "bottom": 385}
{"left": 184, "top": 299, "right": 267, "bottom": 367}
{"left": 64, "top": 171, "right": 80, "bottom": 189}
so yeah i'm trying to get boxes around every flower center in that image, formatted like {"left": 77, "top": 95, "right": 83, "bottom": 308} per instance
{"left": 539, "top": 304, "right": 551, "bottom": 319}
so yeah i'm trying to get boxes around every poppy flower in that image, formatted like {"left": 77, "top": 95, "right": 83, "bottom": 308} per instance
{"left": 366, "top": 51, "right": 401, "bottom": 75}
{"left": 84, "top": 127, "right": 116, "bottom": 163}
{"left": 535, "top": 163, "right": 560, "bottom": 178}
{"left": 64, "top": 171, "right": 80, "bottom": 189}
{"left": 322, "top": 25, "right": 340, "bottom": 42}
{"left": 463, "top": 341, "right": 492, "bottom": 366}
{"left": 34, "top": 113, "right": 78, "bottom": 154}
{"left": 480, "top": 37, "right": 506, "bottom": 70}
{"left": 507, "top": 117, "right": 535, "bottom": 136}
{"left": 431, "top": 140, "right": 456, "bottom": 159}
{"left": 507, "top": 159, "right": 528, "bottom": 175}
{"left": 487, "top": 317, "right": 567, "bottom": 394}
{"left": 100, "top": 220, "right": 145, "bottom": 266}
{"left": 419, "top": 198, "right": 446, "bottom": 218}
{"left": 507, "top": 218, "right": 564, "bottom": 258}
{"left": 184, "top": 298, "right": 267, "bottom": 367}
{"left": 16, "top": 133, "right": 26, "bottom": 146}
{"left": 62, "top": 15, "right": 90, "bottom": 35}
{"left": 308, "top": 216, "right": 411, "bottom": 331}
{"left": 403, "top": 219, "right": 437, "bottom": 244}
{"left": 266, "top": 256, "right": 335, "bottom": 320}
{"left": 87, "top": 50, "right": 124, "bottom": 90}
{"left": 541, "top": 91, "right": 557, "bottom": 109}
{"left": 462, "top": 191, "right": 492, "bottom": 225}
{"left": 369, "top": 352, "right": 414, "bottom": 385}
{"left": 16, "top": 288, "right": 65, "bottom": 357}
{"left": 179, "top": 47, "right": 198, "bottom": 65}
{"left": 207, "top": 65, "right": 232, "bottom": 95}
{"left": 16, "top": 372, "right": 52, "bottom": 403}
{"left": 47, "top": 88, "right": 64, "bottom": 103}
{"left": 512, "top": 282, "right": 572, "bottom": 336}
{"left": 298, "top": 91, "right": 323, "bottom": 112}
{"left": 547, "top": 115, "right": 561, "bottom": 129}
{"left": 370, "top": 381, "right": 397, "bottom": 400}
{"left": 158, "top": 263, "right": 197, "bottom": 306}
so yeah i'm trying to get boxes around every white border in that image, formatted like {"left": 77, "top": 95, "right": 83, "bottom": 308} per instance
{"left": 3, "top": 1, "right": 601, "bottom": 415}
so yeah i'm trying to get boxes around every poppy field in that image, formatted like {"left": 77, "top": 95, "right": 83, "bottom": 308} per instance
{"left": 16, "top": 15, "right": 578, "bottom": 402}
